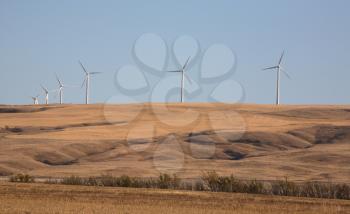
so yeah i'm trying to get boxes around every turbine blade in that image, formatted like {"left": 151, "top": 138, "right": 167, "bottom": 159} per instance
{"left": 55, "top": 73, "right": 62, "bottom": 86}
{"left": 81, "top": 76, "right": 87, "bottom": 88}
{"left": 184, "top": 73, "right": 193, "bottom": 84}
{"left": 278, "top": 51, "right": 285, "bottom": 65}
{"left": 89, "top": 72, "right": 102, "bottom": 75}
{"left": 79, "top": 61, "right": 88, "bottom": 75}
{"left": 262, "top": 66, "right": 278, "bottom": 70}
{"left": 182, "top": 56, "right": 191, "bottom": 70}
{"left": 40, "top": 84, "right": 48, "bottom": 93}
{"left": 281, "top": 67, "right": 291, "bottom": 79}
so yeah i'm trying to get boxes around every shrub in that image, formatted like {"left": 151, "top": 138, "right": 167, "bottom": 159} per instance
{"left": 117, "top": 175, "right": 133, "bottom": 187}
{"left": 193, "top": 180, "right": 206, "bottom": 191}
{"left": 158, "top": 173, "right": 180, "bottom": 189}
{"left": 202, "top": 172, "right": 250, "bottom": 193}
{"left": 9, "top": 174, "right": 35, "bottom": 183}
{"left": 98, "top": 174, "right": 136, "bottom": 187}
{"left": 335, "top": 184, "right": 350, "bottom": 200}
{"left": 301, "top": 182, "right": 336, "bottom": 199}
{"left": 86, "top": 177, "right": 99, "bottom": 186}
{"left": 202, "top": 171, "right": 220, "bottom": 191}
{"left": 39, "top": 172, "right": 349, "bottom": 200}
{"left": 272, "top": 177, "right": 300, "bottom": 196}
{"left": 99, "top": 174, "right": 118, "bottom": 187}
{"left": 61, "top": 176, "right": 84, "bottom": 185}
{"left": 221, "top": 175, "right": 245, "bottom": 193}
{"left": 244, "top": 179, "right": 265, "bottom": 194}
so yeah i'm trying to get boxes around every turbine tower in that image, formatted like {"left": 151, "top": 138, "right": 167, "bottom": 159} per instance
{"left": 79, "top": 61, "right": 102, "bottom": 104}
{"left": 167, "top": 56, "right": 192, "bottom": 103}
{"left": 262, "top": 51, "right": 290, "bottom": 105}
{"left": 41, "top": 84, "right": 50, "bottom": 105}
{"left": 30, "top": 95, "right": 39, "bottom": 105}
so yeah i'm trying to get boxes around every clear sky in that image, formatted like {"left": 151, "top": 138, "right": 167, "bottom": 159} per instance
{"left": 1, "top": 0, "right": 349, "bottom": 105}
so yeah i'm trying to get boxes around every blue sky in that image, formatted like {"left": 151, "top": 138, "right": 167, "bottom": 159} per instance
{"left": 1, "top": 0, "right": 349, "bottom": 105}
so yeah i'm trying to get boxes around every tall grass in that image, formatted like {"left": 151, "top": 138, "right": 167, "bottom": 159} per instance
{"left": 60, "top": 173, "right": 181, "bottom": 190}
{"left": 271, "top": 177, "right": 300, "bottom": 196}
{"left": 10, "top": 172, "right": 349, "bottom": 200}
{"left": 202, "top": 171, "right": 265, "bottom": 194}
{"left": 201, "top": 172, "right": 349, "bottom": 200}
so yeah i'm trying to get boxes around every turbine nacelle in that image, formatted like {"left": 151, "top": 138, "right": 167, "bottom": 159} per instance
{"left": 262, "top": 51, "right": 290, "bottom": 79}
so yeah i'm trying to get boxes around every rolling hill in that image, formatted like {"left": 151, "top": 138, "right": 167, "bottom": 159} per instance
{"left": 0, "top": 103, "right": 349, "bottom": 182}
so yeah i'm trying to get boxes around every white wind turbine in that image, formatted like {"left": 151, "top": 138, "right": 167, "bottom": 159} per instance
{"left": 40, "top": 84, "right": 50, "bottom": 105}
{"left": 55, "top": 74, "right": 77, "bottom": 104}
{"left": 262, "top": 51, "right": 290, "bottom": 105}
{"left": 30, "top": 95, "right": 39, "bottom": 105}
{"left": 167, "top": 56, "right": 192, "bottom": 103}
{"left": 79, "top": 61, "right": 102, "bottom": 104}
{"left": 55, "top": 74, "right": 64, "bottom": 104}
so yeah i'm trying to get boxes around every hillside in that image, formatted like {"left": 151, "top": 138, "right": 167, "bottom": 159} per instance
{"left": 0, "top": 103, "right": 349, "bottom": 182}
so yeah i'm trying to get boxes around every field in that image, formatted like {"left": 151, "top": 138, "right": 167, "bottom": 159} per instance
{"left": 1, "top": 103, "right": 350, "bottom": 213}
{"left": 0, "top": 103, "right": 350, "bottom": 183}
{"left": 0, "top": 182, "right": 349, "bottom": 214}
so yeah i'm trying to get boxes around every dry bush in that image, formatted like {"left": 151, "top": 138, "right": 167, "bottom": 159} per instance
{"left": 201, "top": 171, "right": 264, "bottom": 194}
{"left": 61, "top": 176, "right": 85, "bottom": 185}
{"left": 183, "top": 180, "right": 205, "bottom": 191}
{"left": 42, "top": 172, "right": 350, "bottom": 200}
{"left": 158, "top": 174, "right": 180, "bottom": 189}
{"left": 301, "top": 182, "right": 350, "bottom": 200}
{"left": 59, "top": 174, "right": 180, "bottom": 189}
{"left": 98, "top": 174, "right": 119, "bottom": 187}
{"left": 9, "top": 174, "right": 35, "bottom": 183}
{"left": 245, "top": 179, "right": 265, "bottom": 194}
{"left": 335, "top": 184, "right": 350, "bottom": 200}
{"left": 272, "top": 177, "right": 300, "bottom": 196}
{"left": 202, "top": 171, "right": 220, "bottom": 191}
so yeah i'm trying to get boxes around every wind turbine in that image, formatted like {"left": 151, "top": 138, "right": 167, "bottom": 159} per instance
{"left": 262, "top": 51, "right": 290, "bottom": 105}
{"left": 55, "top": 74, "right": 78, "bottom": 104}
{"left": 55, "top": 74, "right": 74, "bottom": 104}
{"left": 30, "top": 95, "right": 39, "bottom": 105}
{"left": 167, "top": 56, "right": 192, "bottom": 103}
{"left": 79, "top": 61, "right": 102, "bottom": 104}
{"left": 40, "top": 84, "right": 50, "bottom": 105}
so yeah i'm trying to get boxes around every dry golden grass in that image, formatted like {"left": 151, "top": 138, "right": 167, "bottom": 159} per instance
{"left": 0, "top": 103, "right": 350, "bottom": 182}
{"left": 0, "top": 181, "right": 349, "bottom": 214}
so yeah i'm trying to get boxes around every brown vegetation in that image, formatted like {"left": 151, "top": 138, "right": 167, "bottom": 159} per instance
{"left": 8, "top": 173, "right": 34, "bottom": 183}
{"left": 11, "top": 172, "right": 350, "bottom": 200}
{"left": 0, "top": 181, "right": 349, "bottom": 214}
